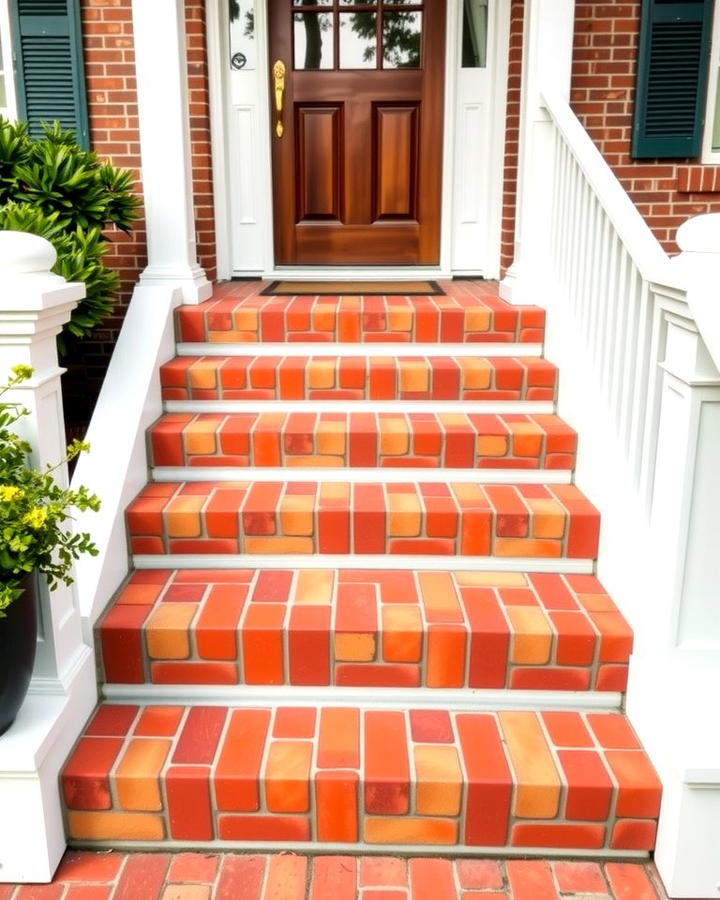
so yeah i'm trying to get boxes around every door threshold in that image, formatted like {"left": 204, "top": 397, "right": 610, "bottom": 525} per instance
{"left": 261, "top": 266, "right": 454, "bottom": 282}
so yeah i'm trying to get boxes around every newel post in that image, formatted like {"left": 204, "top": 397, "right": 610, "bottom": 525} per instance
{"left": 651, "top": 214, "right": 720, "bottom": 652}
{"left": 0, "top": 232, "right": 91, "bottom": 684}
{"left": 0, "top": 232, "right": 97, "bottom": 884}
{"left": 649, "top": 213, "right": 720, "bottom": 898}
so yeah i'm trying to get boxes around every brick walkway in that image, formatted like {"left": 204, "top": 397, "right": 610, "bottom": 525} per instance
{"left": 2, "top": 853, "right": 670, "bottom": 899}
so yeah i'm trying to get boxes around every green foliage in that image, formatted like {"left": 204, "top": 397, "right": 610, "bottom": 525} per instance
{"left": 0, "top": 366, "right": 100, "bottom": 615}
{"left": 0, "top": 117, "right": 139, "bottom": 342}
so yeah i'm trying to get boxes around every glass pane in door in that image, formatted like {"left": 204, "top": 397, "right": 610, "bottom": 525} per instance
{"left": 294, "top": 12, "right": 335, "bottom": 69}
{"left": 340, "top": 12, "right": 378, "bottom": 68}
{"left": 382, "top": 11, "right": 422, "bottom": 68}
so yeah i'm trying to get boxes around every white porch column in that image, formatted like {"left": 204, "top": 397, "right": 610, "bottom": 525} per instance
{"left": 0, "top": 232, "right": 96, "bottom": 883}
{"left": 499, "top": 0, "right": 575, "bottom": 304}
{"left": 131, "top": 0, "right": 212, "bottom": 304}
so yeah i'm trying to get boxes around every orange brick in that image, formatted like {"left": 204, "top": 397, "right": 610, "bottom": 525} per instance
{"left": 414, "top": 745, "right": 463, "bottom": 815}
{"left": 499, "top": 711, "right": 561, "bottom": 818}
{"left": 364, "top": 816, "right": 457, "bottom": 844}
{"left": 265, "top": 741, "right": 313, "bottom": 813}
{"left": 114, "top": 739, "right": 171, "bottom": 811}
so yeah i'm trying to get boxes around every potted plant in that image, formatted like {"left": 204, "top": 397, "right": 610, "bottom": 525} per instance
{"left": 0, "top": 365, "right": 100, "bottom": 735}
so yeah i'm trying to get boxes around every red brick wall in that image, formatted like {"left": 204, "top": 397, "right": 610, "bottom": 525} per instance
{"left": 571, "top": 0, "right": 720, "bottom": 254}
{"left": 64, "top": 0, "right": 216, "bottom": 429}
{"left": 500, "top": 0, "right": 524, "bottom": 274}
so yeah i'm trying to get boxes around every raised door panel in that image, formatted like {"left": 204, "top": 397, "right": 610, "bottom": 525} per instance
{"left": 374, "top": 104, "right": 419, "bottom": 221}
{"left": 297, "top": 105, "right": 343, "bottom": 221}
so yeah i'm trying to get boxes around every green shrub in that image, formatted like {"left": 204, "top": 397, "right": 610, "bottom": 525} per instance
{"left": 0, "top": 118, "right": 139, "bottom": 343}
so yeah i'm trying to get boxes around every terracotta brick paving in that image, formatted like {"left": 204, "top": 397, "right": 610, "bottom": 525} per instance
{"left": 159, "top": 354, "right": 558, "bottom": 403}
{"left": 126, "top": 481, "right": 599, "bottom": 559}
{"left": 98, "top": 570, "right": 631, "bottom": 691}
{"left": 174, "top": 278, "right": 545, "bottom": 345}
{"left": 4, "top": 853, "right": 669, "bottom": 899}
{"left": 62, "top": 705, "right": 660, "bottom": 851}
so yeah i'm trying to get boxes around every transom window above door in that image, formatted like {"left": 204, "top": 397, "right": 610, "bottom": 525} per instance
{"left": 292, "top": 1, "right": 424, "bottom": 70}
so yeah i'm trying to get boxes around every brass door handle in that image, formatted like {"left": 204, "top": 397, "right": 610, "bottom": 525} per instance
{"left": 273, "top": 59, "right": 286, "bottom": 138}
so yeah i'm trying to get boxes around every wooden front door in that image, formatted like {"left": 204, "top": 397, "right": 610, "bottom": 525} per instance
{"left": 268, "top": 0, "right": 446, "bottom": 266}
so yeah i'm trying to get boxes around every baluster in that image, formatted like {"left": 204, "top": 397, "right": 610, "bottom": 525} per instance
{"left": 591, "top": 213, "right": 612, "bottom": 374}
{"left": 609, "top": 246, "right": 630, "bottom": 424}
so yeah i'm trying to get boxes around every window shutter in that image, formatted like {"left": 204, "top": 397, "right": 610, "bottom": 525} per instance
{"left": 632, "top": 0, "right": 713, "bottom": 159}
{"left": 9, "top": 0, "right": 89, "bottom": 148}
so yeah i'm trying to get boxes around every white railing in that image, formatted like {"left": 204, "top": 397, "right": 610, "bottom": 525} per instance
{"left": 538, "top": 89, "right": 720, "bottom": 899}
{"left": 542, "top": 89, "right": 684, "bottom": 498}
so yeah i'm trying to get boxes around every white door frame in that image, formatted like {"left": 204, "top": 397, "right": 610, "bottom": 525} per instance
{"left": 207, "top": 1, "right": 511, "bottom": 281}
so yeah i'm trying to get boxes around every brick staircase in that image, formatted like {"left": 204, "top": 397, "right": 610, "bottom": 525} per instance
{"left": 61, "top": 280, "right": 661, "bottom": 854}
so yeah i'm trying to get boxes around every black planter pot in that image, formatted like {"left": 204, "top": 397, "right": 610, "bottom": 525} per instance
{"left": 0, "top": 573, "right": 38, "bottom": 736}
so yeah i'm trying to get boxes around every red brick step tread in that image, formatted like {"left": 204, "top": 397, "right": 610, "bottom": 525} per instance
{"left": 175, "top": 279, "right": 546, "bottom": 345}
{"left": 62, "top": 703, "right": 661, "bottom": 851}
{"left": 126, "top": 481, "right": 600, "bottom": 559}
{"left": 160, "top": 355, "right": 557, "bottom": 402}
{"left": 98, "top": 569, "right": 631, "bottom": 691}
{"left": 149, "top": 411, "right": 577, "bottom": 471}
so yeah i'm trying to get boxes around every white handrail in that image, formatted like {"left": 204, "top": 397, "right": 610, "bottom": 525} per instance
{"left": 541, "top": 88, "right": 676, "bottom": 287}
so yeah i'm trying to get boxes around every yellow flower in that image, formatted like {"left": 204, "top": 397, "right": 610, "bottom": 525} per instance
{"left": 0, "top": 485, "right": 23, "bottom": 502}
{"left": 23, "top": 507, "right": 48, "bottom": 529}
{"left": 10, "top": 364, "right": 33, "bottom": 381}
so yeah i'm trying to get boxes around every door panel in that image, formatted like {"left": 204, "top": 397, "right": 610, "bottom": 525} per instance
{"left": 297, "top": 105, "right": 343, "bottom": 221}
{"left": 268, "top": 0, "right": 446, "bottom": 266}
{"left": 374, "top": 104, "right": 419, "bottom": 220}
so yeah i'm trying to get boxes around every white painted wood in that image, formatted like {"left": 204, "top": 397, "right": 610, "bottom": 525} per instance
{"left": 0, "top": 233, "right": 86, "bottom": 684}
{"left": 213, "top": 1, "right": 510, "bottom": 277}
{"left": 527, "top": 84, "right": 720, "bottom": 895}
{"left": 102, "top": 684, "right": 623, "bottom": 712}
{"left": 176, "top": 342, "right": 544, "bottom": 357}
{"left": 72, "top": 285, "right": 182, "bottom": 631}
{"left": 131, "top": 0, "right": 211, "bottom": 303}
{"left": 134, "top": 554, "right": 596, "bottom": 574}
{"left": 205, "top": 0, "right": 233, "bottom": 280}
{"left": 165, "top": 399, "right": 557, "bottom": 415}
{"left": 153, "top": 467, "right": 573, "bottom": 485}
{"left": 451, "top": 0, "right": 510, "bottom": 277}
{"left": 499, "top": 0, "right": 577, "bottom": 304}
{"left": 0, "top": 652, "right": 96, "bottom": 882}
{"left": 0, "top": 233, "right": 97, "bottom": 883}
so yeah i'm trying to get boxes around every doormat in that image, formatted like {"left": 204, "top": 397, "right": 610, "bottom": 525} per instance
{"left": 261, "top": 280, "right": 445, "bottom": 296}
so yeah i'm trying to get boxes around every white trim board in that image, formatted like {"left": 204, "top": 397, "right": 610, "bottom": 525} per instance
{"left": 152, "top": 467, "right": 574, "bottom": 485}
{"left": 134, "top": 554, "right": 596, "bottom": 574}
{"left": 176, "top": 343, "right": 545, "bottom": 358}
{"left": 207, "top": 1, "right": 511, "bottom": 279}
{"left": 102, "top": 685, "right": 623, "bottom": 712}
{"left": 165, "top": 400, "right": 557, "bottom": 415}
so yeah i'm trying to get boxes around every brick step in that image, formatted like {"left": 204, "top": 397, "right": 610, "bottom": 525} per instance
{"left": 160, "top": 356, "right": 558, "bottom": 403}
{"left": 126, "top": 481, "right": 600, "bottom": 560}
{"left": 175, "top": 281, "right": 546, "bottom": 345}
{"left": 99, "top": 569, "right": 631, "bottom": 691}
{"left": 149, "top": 412, "right": 577, "bottom": 471}
{"left": 62, "top": 703, "right": 660, "bottom": 852}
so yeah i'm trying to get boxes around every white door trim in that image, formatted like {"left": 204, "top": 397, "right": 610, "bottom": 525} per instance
{"left": 207, "top": 1, "right": 511, "bottom": 281}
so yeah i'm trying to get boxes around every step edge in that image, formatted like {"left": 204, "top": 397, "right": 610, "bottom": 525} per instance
{"left": 132, "top": 554, "right": 596, "bottom": 573}
{"left": 100, "top": 684, "right": 624, "bottom": 711}
{"left": 150, "top": 467, "right": 574, "bottom": 485}
{"left": 175, "top": 342, "right": 545, "bottom": 358}
{"left": 165, "top": 400, "right": 558, "bottom": 415}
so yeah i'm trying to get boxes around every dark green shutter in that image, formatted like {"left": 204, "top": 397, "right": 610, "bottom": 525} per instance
{"left": 632, "top": 0, "right": 713, "bottom": 158}
{"left": 9, "top": 0, "right": 89, "bottom": 148}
